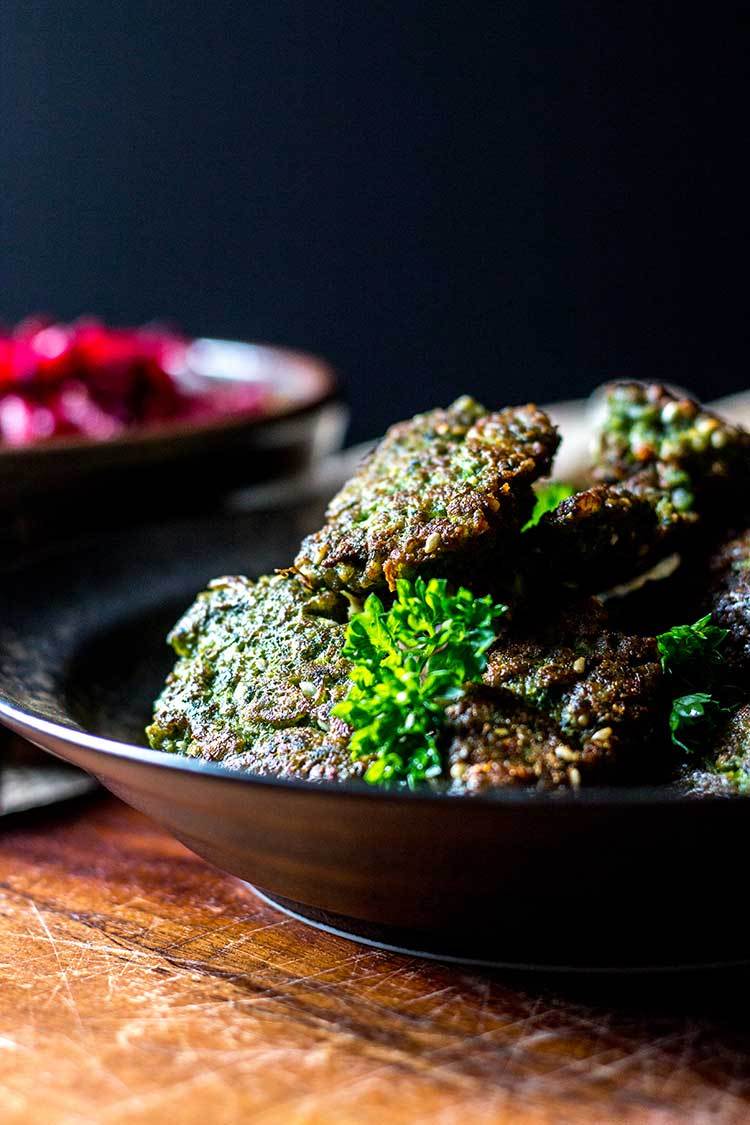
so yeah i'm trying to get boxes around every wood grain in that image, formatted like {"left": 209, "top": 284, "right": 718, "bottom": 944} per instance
{"left": 1, "top": 795, "right": 750, "bottom": 1124}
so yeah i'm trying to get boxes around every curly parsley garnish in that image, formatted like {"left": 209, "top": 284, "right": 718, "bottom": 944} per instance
{"left": 332, "top": 577, "right": 506, "bottom": 787}
{"left": 522, "top": 481, "right": 575, "bottom": 530}
{"left": 656, "top": 615, "right": 730, "bottom": 754}
{"left": 656, "top": 614, "right": 728, "bottom": 674}
{"left": 668, "top": 692, "right": 727, "bottom": 755}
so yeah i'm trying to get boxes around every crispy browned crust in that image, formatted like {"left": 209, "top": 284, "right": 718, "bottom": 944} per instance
{"left": 478, "top": 600, "right": 666, "bottom": 781}
{"left": 445, "top": 691, "right": 586, "bottom": 790}
{"left": 525, "top": 478, "right": 663, "bottom": 592}
{"left": 294, "top": 397, "right": 559, "bottom": 594}
{"left": 525, "top": 384, "right": 750, "bottom": 594}
{"left": 707, "top": 528, "right": 750, "bottom": 675}
{"left": 442, "top": 601, "right": 665, "bottom": 792}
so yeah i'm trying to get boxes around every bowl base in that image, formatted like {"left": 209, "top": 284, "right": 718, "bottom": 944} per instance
{"left": 245, "top": 885, "right": 750, "bottom": 975}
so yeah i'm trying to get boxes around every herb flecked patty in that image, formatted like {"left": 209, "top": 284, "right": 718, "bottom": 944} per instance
{"left": 593, "top": 382, "right": 750, "bottom": 488}
{"left": 445, "top": 692, "right": 589, "bottom": 791}
{"left": 479, "top": 600, "right": 666, "bottom": 781}
{"left": 294, "top": 396, "right": 559, "bottom": 594}
{"left": 146, "top": 573, "right": 359, "bottom": 781}
{"left": 707, "top": 528, "right": 750, "bottom": 676}
{"left": 525, "top": 384, "right": 750, "bottom": 593}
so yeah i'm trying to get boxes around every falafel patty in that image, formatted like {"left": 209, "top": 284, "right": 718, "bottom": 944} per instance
{"left": 707, "top": 528, "right": 750, "bottom": 676}
{"left": 525, "top": 384, "right": 750, "bottom": 593}
{"left": 480, "top": 599, "right": 666, "bottom": 779}
{"left": 294, "top": 396, "right": 559, "bottom": 595}
{"left": 147, "top": 573, "right": 358, "bottom": 781}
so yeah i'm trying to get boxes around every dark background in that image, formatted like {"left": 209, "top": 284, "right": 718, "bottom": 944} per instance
{"left": 1, "top": 3, "right": 748, "bottom": 442}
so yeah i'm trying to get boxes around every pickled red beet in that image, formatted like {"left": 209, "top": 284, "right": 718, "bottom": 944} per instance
{"left": 0, "top": 318, "right": 267, "bottom": 447}
{"left": 0, "top": 396, "right": 56, "bottom": 444}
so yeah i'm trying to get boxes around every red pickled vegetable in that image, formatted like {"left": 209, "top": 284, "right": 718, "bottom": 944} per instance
{"left": 0, "top": 318, "right": 267, "bottom": 447}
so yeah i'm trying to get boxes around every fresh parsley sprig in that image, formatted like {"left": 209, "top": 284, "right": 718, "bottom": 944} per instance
{"left": 522, "top": 481, "right": 575, "bottom": 531}
{"left": 668, "top": 692, "right": 728, "bottom": 755}
{"left": 333, "top": 577, "right": 506, "bottom": 787}
{"left": 656, "top": 615, "right": 730, "bottom": 755}
{"left": 656, "top": 614, "right": 728, "bottom": 675}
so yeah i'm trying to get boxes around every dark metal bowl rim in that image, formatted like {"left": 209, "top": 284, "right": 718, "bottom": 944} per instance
{"left": 1, "top": 696, "right": 744, "bottom": 811}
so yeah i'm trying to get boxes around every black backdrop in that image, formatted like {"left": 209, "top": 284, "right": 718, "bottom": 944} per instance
{"left": 2, "top": 3, "right": 748, "bottom": 441}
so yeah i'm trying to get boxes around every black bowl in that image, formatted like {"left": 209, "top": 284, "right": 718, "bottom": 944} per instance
{"left": 0, "top": 512, "right": 747, "bottom": 971}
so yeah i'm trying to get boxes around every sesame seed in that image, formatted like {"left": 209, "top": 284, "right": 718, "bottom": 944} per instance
{"left": 568, "top": 767, "right": 582, "bottom": 788}
{"left": 591, "top": 726, "right": 613, "bottom": 744}
{"left": 299, "top": 680, "right": 317, "bottom": 699}
{"left": 425, "top": 531, "right": 442, "bottom": 554}
{"left": 573, "top": 657, "right": 586, "bottom": 674}
{"left": 450, "top": 762, "right": 467, "bottom": 780}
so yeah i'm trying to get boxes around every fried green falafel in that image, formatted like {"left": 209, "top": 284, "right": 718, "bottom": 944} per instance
{"left": 146, "top": 573, "right": 358, "bottom": 781}
{"left": 294, "top": 396, "right": 559, "bottom": 595}
{"left": 444, "top": 600, "right": 665, "bottom": 792}
{"left": 526, "top": 384, "right": 750, "bottom": 593}
{"left": 444, "top": 691, "right": 591, "bottom": 791}
{"left": 594, "top": 382, "right": 750, "bottom": 489}
{"left": 481, "top": 600, "right": 666, "bottom": 775}
{"left": 706, "top": 528, "right": 750, "bottom": 677}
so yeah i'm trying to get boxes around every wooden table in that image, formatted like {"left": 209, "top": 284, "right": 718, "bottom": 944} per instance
{"left": 2, "top": 795, "right": 750, "bottom": 1124}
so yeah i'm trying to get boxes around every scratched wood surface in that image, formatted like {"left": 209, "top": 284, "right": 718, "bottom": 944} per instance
{"left": 2, "top": 796, "right": 750, "bottom": 1124}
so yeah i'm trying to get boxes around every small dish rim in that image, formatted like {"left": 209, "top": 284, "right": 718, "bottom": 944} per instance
{"left": 0, "top": 337, "right": 336, "bottom": 460}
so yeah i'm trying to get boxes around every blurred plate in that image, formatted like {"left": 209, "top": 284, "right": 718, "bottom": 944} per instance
{"left": 0, "top": 338, "right": 345, "bottom": 541}
{"left": 0, "top": 736, "right": 98, "bottom": 816}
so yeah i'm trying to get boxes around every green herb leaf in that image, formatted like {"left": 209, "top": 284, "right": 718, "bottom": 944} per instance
{"left": 669, "top": 692, "right": 727, "bottom": 755}
{"left": 657, "top": 613, "right": 730, "bottom": 754}
{"left": 332, "top": 577, "right": 506, "bottom": 787}
{"left": 522, "top": 481, "right": 576, "bottom": 530}
{"left": 656, "top": 614, "right": 728, "bottom": 675}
